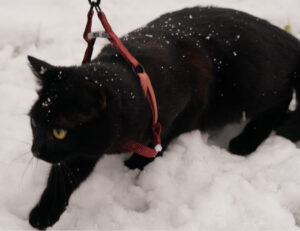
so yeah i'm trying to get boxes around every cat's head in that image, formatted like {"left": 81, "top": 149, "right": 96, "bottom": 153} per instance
{"left": 28, "top": 56, "right": 120, "bottom": 164}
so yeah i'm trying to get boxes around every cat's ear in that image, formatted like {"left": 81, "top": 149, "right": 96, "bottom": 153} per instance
{"left": 27, "top": 55, "right": 55, "bottom": 80}
{"left": 82, "top": 82, "right": 107, "bottom": 110}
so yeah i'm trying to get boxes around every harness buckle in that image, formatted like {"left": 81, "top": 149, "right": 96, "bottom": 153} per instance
{"left": 88, "top": 31, "right": 110, "bottom": 40}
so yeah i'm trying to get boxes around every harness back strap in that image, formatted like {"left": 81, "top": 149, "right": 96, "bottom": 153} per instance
{"left": 82, "top": 9, "right": 162, "bottom": 158}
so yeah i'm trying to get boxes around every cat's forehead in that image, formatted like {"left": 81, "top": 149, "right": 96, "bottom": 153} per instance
{"left": 33, "top": 98, "right": 99, "bottom": 128}
{"left": 33, "top": 82, "right": 99, "bottom": 126}
{"left": 38, "top": 84, "right": 71, "bottom": 109}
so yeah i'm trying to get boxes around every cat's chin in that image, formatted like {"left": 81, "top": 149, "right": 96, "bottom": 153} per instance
{"left": 35, "top": 152, "right": 103, "bottom": 165}
{"left": 39, "top": 159, "right": 63, "bottom": 165}
{"left": 33, "top": 154, "right": 66, "bottom": 165}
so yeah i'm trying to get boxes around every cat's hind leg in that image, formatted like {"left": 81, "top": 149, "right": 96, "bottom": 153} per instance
{"left": 275, "top": 107, "right": 300, "bottom": 142}
{"left": 276, "top": 76, "right": 300, "bottom": 142}
{"left": 229, "top": 99, "right": 291, "bottom": 155}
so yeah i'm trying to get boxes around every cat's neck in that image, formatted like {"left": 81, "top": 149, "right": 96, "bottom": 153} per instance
{"left": 81, "top": 59, "right": 153, "bottom": 151}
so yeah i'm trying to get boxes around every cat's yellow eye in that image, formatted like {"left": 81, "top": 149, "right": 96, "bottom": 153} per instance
{"left": 53, "top": 129, "right": 67, "bottom": 140}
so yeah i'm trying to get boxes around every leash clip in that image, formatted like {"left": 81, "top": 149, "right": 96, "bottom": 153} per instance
{"left": 88, "top": 0, "right": 101, "bottom": 12}
{"left": 88, "top": 0, "right": 101, "bottom": 6}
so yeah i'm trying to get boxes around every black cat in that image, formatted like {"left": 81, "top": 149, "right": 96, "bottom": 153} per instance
{"left": 28, "top": 6, "right": 300, "bottom": 229}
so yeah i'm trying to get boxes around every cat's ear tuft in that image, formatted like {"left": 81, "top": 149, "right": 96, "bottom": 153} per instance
{"left": 27, "top": 55, "right": 54, "bottom": 79}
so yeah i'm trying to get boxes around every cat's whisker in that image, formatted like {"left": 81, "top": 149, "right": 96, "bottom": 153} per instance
{"left": 10, "top": 150, "right": 32, "bottom": 163}
{"left": 21, "top": 156, "right": 35, "bottom": 178}
{"left": 17, "top": 156, "right": 36, "bottom": 186}
{"left": 18, "top": 140, "right": 31, "bottom": 146}
{"left": 9, "top": 138, "right": 31, "bottom": 146}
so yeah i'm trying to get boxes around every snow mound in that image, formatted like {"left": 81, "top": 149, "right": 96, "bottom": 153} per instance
{"left": 51, "top": 131, "right": 300, "bottom": 230}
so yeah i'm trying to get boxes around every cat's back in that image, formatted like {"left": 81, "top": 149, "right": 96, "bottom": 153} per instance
{"left": 126, "top": 6, "right": 300, "bottom": 52}
{"left": 122, "top": 6, "right": 300, "bottom": 83}
{"left": 99, "top": 7, "right": 300, "bottom": 130}
{"left": 116, "top": 6, "right": 300, "bottom": 129}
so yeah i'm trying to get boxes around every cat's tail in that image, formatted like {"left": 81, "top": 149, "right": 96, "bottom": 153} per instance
{"left": 275, "top": 58, "right": 300, "bottom": 142}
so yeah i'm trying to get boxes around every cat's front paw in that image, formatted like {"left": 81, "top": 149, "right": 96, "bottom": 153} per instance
{"left": 124, "top": 153, "right": 155, "bottom": 170}
{"left": 29, "top": 203, "right": 63, "bottom": 230}
{"left": 229, "top": 134, "right": 258, "bottom": 156}
{"left": 124, "top": 157, "right": 145, "bottom": 170}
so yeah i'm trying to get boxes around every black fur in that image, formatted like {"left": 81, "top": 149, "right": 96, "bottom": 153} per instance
{"left": 28, "top": 7, "right": 300, "bottom": 229}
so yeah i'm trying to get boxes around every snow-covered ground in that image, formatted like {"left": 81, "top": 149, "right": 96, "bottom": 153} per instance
{"left": 1, "top": 0, "right": 300, "bottom": 230}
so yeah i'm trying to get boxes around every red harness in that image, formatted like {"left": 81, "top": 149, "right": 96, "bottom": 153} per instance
{"left": 82, "top": 5, "right": 162, "bottom": 158}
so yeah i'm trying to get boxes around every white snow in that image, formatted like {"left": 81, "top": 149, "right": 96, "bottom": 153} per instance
{"left": 289, "top": 89, "right": 297, "bottom": 112}
{"left": 39, "top": 66, "right": 47, "bottom": 75}
{"left": 1, "top": 0, "right": 300, "bottom": 230}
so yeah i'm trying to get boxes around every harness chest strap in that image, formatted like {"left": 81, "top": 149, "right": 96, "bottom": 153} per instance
{"left": 82, "top": 9, "right": 162, "bottom": 158}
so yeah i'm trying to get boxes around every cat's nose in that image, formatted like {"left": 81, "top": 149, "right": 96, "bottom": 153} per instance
{"left": 31, "top": 145, "right": 40, "bottom": 157}
{"left": 31, "top": 144, "right": 46, "bottom": 158}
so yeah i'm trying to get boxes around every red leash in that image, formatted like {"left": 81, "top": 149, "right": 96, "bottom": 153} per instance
{"left": 82, "top": 1, "right": 162, "bottom": 158}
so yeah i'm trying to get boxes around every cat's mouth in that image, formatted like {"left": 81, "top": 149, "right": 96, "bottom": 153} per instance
{"left": 31, "top": 147, "right": 100, "bottom": 164}
{"left": 33, "top": 152, "right": 63, "bottom": 164}
{"left": 31, "top": 146, "right": 65, "bottom": 164}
